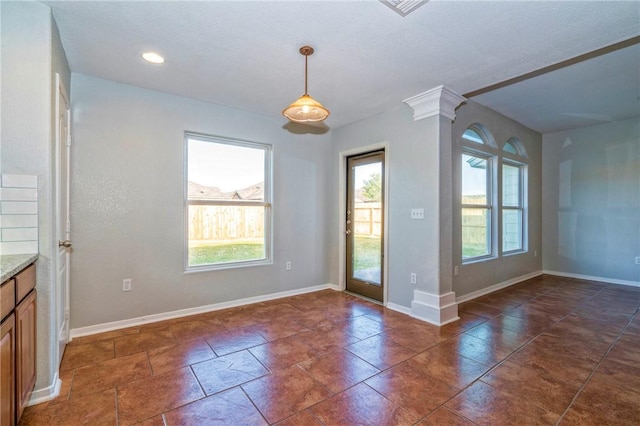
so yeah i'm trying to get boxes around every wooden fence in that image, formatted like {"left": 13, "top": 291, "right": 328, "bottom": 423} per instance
{"left": 189, "top": 203, "right": 505, "bottom": 249}
{"left": 189, "top": 205, "right": 264, "bottom": 242}
{"left": 353, "top": 202, "right": 382, "bottom": 237}
{"left": 189, "top": 202, "right": 383, "bottom": 241}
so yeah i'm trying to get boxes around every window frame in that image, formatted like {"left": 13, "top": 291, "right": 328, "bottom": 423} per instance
{"left": 501, "top": 159, "right": 526, "bottom": 255}
{"left": 184, "top": 132, "right": 273, "bottom": 272}
{"left": 461, "top": 146, "right": 496, "bottom": 263}
{"left": 458, "top": 124, "right": 531, "bottom": 265}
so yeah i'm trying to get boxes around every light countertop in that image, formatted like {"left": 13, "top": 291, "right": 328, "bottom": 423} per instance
{"left": 1, "top": 254, "right": 38, "bottom": 283}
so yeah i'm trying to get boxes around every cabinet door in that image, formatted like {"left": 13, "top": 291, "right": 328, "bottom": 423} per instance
{"left": 15, "top": 265, "right": 35, "bottom": 307}
{"left": 16, "top": 290, "right": 36, "bottom": 422}
{"left": 0, "top": 314, "right": 15, "bottom": 426}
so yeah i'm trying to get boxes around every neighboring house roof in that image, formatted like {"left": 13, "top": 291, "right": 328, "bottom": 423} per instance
{"left": 188, "top": 181, "right": 263, "bottom": 201}
{"left": 235, "top": 182, "right": 264, "bottom": 201}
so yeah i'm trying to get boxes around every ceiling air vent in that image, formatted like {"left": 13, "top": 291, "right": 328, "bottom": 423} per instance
{"left": 380, "top": 0, "right": 429, "bottom": 17}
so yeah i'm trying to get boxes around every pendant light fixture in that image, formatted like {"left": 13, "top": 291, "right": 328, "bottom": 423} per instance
{"left": 282, "top": 46, "right": 330, "bottom": 123}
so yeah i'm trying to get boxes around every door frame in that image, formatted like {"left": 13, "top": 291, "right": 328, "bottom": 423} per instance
{"left": 338, "top": 142, "right": 390, "bottom": 304}
{"left": 54, "top": 72, "right": 71, "bottom": 367}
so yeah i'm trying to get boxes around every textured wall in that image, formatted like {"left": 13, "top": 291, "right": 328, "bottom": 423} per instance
{"left": 331, "top": 100, "right": 543, "bottom": 304}
{"left": 1, "top": 0, "right": 71, "bottom": 399}
{"left": 451, "top": 101, "right": 543, "bottom": 298}
{"left": 331, "top": 106, "right": 441, "bottom": 308}
{"left": 70, "top": 74, "right": 332, "bottom": 328}
{"left": 542, "top": 118, "right": 640, "bottom": 283}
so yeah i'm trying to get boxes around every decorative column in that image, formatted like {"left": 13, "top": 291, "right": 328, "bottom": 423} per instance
{"left": 403, "top": 85, "right": 465, "bottom": 325}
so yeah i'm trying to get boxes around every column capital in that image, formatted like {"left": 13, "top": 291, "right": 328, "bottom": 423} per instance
{"left": 403, "top": 85, "right": 466, "bottom": 121}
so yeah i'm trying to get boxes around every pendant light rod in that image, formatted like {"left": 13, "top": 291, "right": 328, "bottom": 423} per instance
{"left": 304, "top": 53, "right": 308, "bottom": 95}
{"left": 299, "top": 45, "right": 314, "bottom": 95}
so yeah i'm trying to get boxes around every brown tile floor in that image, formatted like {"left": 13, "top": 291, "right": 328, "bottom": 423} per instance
{"left": 20, "top": 275, "right": 640, "bottom": 425}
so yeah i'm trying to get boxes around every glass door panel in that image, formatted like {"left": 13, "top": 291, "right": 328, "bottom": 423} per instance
{"left": 346, "top": 151, "right": 384, "bottom": 301}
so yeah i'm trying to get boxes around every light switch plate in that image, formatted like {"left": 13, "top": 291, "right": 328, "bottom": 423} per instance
{"left": 410, "top": 208, "right": 424, "bottom": 219}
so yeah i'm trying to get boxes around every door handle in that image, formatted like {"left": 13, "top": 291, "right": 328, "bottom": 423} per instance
{"left": 59, "top": 240, "right": 72, "bottom": 248}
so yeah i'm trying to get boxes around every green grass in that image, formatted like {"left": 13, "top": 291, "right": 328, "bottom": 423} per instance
{"left": 353, "top": 236, "right": 381, "bottom": 271}
{"left": 191, "top": 238, "right": 486, "bottom": 267}
{"left": 462, "top": 244, "right": 488, "bottom": 258}
{"left": 189, "top": 242, "right": 265, "bottom": 266}
{"left": 190, "top": 236, "right": 382, "bottom": 269}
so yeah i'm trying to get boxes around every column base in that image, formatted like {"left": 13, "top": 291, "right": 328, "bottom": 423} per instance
{"left": 411, "top": 290, "right": 459, "bottom": 326}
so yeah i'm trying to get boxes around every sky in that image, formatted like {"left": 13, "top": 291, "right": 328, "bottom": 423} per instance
{"left": 354, "top": 162, "right": 381, "bottom": 190}
{"left": 462, "top": 154, "right": 488, "bottom": 196}
{"left": 188, "top": 136, "right": 486, "bottom": 196}
{"left": 188, "top": 138, "right": 265, "bottom": 192}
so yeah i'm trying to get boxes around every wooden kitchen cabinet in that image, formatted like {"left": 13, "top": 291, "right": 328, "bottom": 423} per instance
{"left": 0, "top": 261, "right": 36, "bottom": 425}
{"left": 0, "top": 314, "right": 15, "bottom": 426}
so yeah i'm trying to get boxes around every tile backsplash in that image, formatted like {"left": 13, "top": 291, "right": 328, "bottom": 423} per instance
{"left": 0, "top": 174, "right": 38, "bottom": 255}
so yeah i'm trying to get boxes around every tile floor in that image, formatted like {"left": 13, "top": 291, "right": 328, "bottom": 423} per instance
{"left": 19, "top": 275, "right": 640, "bottom": 425}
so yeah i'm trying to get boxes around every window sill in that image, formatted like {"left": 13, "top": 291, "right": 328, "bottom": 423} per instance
{"left": 462, "top": 255, "right": 497, "bottom": 266}
{"left": 501, "top": 249, "right": 527, "bottom": 257}
{"left": 184, "top": 259, "right": 272, "bottom": 274}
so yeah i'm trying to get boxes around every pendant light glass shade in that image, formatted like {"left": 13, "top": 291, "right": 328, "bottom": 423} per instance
{"left": 282, "top": 46, "right": 330, "bottom": 123}
{"left": 283, "top": 94, "right": 330, "bottom": 122}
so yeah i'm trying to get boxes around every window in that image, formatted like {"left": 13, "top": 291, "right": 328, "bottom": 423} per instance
{"left": 503, "top": 137, "right": 527, "bottom": 157}
{"left": 462, "top": 151, "right": 493, "bottom": 260}
{"left": 502, "top": 162, "right": 524, "bottom": 252}
{"left": 501, "top": 137, "right": 527, "bottom": 254}
{"left": 460, "top": 124, "right": 496, "bottom": 261}
{"left": 462, "top": 128, "right": 485, "bottom": 144}
{"left": 503, "top": 140, "right": 519, "bottom": 154}
{"left": 185, "top": 133, "right": 271, "bottom": 270}
{"left": 459, "top": 125, "right": 528, "bottom": 263}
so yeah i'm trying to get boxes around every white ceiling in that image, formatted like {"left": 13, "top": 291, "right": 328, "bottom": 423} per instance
{"left": 472, "top": 43, "right": 640, "bottom": 133}
{"left": 44, "top": 0, "right": 640, "bottom": 132}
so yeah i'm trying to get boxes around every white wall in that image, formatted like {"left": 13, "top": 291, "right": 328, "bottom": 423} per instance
{"left": 542, "top": 117, "right": 640, "bottom": 284}
{"left": 451, "top": 101, "right": 543, "bottom": 298}
{"left": 1, "top": 0, "right": 71, "bottom": 399}
{"left": 70, "top": 74, "right": 332, "bottom": 328}
{"left": 331, "top": 106, "right": 441, "bottom": 308}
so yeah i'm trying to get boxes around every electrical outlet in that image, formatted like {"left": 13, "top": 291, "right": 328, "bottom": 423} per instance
{"left": 534, "top": 250, "right": 538, "bottom": 257}
{"left": 454, "top": 266, "right": 459, "bottom": 276}
{"left": 410, "top": 208, "right": 424, "bottom": 220}
{"left": 286, "top": 261, "right": 292, "bottom": 271}
{"left": 410, "top": 273, "right": 417, "bottom": 284}
{"left": 635, "top": 257, "right": 640, "bottom": 265}
{"left": 122, "top": 278, "right": 132, "bottom": 292}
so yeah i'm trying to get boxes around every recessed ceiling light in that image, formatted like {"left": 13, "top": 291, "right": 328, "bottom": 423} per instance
{"left": 142, "top": 52, "right": 165, "bottom": 64}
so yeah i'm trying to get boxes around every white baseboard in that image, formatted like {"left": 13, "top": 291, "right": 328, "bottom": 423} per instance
{"left": 456, "top": 270, "right": 543, "bottom": 304}
{"left": 543, "top": 270, "right": 640, "bottom": 288}
{"left": 71, "top": 283, "right": 339, "bottom": 339}
{"left": 385, "top": 302, "right": 412, "bottom": 316}
{"left": 389, "top": 298, "right": 459, "bottom": 326}
{"left": 27, "top": 374, "right": 61, "bottom": 406}
{"left": 411, "top": 290, "right": 459, "bottom": 326}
